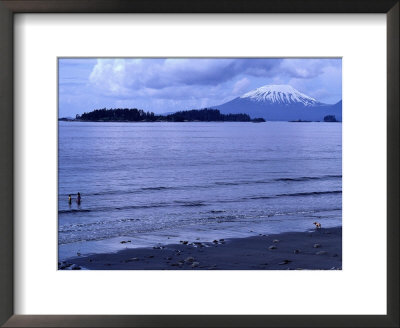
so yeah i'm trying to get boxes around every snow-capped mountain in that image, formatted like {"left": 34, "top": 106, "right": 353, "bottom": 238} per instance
{"left": 215, "top": 84, "right": 342, "bottom": 121}
{"left": 240, "top": 85, "right": 322, "bottom": 107}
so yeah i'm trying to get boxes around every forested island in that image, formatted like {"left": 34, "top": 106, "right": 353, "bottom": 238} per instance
{"left": 323, "top": 115, "right": 338, "bottom": 122}
{"left": 59, "top": 108, "right": 265, "bottom": 123}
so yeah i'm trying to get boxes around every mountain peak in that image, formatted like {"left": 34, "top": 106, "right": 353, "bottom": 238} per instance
{"left": 240, "top": 84, "right": 320, "bottom": 107}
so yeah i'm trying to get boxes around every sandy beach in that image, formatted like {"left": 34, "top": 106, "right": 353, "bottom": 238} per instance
{"left": 59, "top": 226, "right": 342, "bottom": 270}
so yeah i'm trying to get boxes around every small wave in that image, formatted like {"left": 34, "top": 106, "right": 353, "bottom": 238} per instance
{"left": 174, "top": 200, "right": 205, "bottom": 207}
{"left": 214, "top": 179, "right": 272, "bottom": 187}
{"left": 182, "top": 203, "right": 206, "bottom": 207}
{"left": 59, "top": 217, "right": 141, "bottom": 232}
{"left": 59, "top": 175, "right": 342, "bottom": 199}
{"left": 58, "top": 209, "right": 91, "bottom": 214}
{"left": 117, "top": 218, "right": 141, "bottom": 223}
{"left": 215, "top": 181, "right": 243, "bottom": 186}
{"left": 83, "top": 185, "right": 178, "bottom": 196}
{"left": 59, "top": 188, "right": 341, "bottom": 216}
{"left": 214, "top": 174, "right": 341, "bottom": 186}
{"left": 59, "top": 203, "right": 170, "bottom": 215}
{"left": 244, "top": 190, "right": 341, "bottom": 201}
{"left": 141, "top": 186, "right": 170, "bottom": 191}
{"left": 248, "top": 196, "right": 273, "bottom": 200}
{"left": 276, "top": 190, "right": 342, "bottom": 197}
{"left": 59, "top": 200, "right": 208, "bottom": 215}
{"left": 274, "top": 175, "right": 342, "bottom": 182}
{"left": 210, "top": 210, "right": 226, "bottom": 213}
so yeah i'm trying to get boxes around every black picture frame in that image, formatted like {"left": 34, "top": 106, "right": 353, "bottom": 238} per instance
{"left": 0, "top": 1, "right": 398, "bottom": 327}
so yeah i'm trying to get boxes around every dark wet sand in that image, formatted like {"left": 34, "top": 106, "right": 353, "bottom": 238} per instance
{"left": 60, "top": 227, "right": 342, "bottom": 270}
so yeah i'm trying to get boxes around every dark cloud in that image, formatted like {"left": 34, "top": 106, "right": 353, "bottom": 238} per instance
{"left": 89, "top": 58, "right": 286, "bottom": 93}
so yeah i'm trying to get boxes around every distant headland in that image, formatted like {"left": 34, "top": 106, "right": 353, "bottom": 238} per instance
{"left": 59, "top": 108, "right": 266, "bottom": 123}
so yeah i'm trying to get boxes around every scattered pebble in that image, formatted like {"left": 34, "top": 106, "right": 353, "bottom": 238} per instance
{"left": 59, "top": 262, "right": 72, "bottom": 270}
{"left": 70, "top": 264, "right": 81, "bottom": 270}
{"left": 213, "top": 240, "right": 218, "bottom": 244}
{"left": 185, "top": 257, "right": 195, "bottom": 263}
{"left": 313, "top": 243, "right": 321, "bottom": 248}
{"left": 332, "top": 253, "right": 338, "bottom": 257}
{"left": 120, "top": 240, "right": 131, "bottom": 244}
{"left": 180, "top": 240, "right": 188, "bottom": 245}
{"left": 192, "top": 262, "right": 200, "bottom": 268}
{"left": 268, "top": 245, "right": 277, "bottom": 250}
{"left": 279, "top": 260, "right": 291, "bottom": 265}
{"left": 273, "top": 239, "right": 280, "bottom": 243}
{"left": 293, "top": 249, "right": 300, "bottom": 254}
{"left": 316, "top": 251, "right": 327, "bottom": 255}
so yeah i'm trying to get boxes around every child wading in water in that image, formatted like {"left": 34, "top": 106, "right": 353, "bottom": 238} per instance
{"left": 77, "top": 192, "right": 81, "bottom": 205}
{"left": 68, "top": 194, "right": 72, "bottom": 205}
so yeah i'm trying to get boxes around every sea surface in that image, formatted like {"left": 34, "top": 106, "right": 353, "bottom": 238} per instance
{"left": 58, "top": 121, "right": 342, "bottom": 260}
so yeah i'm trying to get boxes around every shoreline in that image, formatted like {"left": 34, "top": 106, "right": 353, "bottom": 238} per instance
{"left": 58, "top": 120, "right": 263, "bottom": 123}
{"left": 58, "top": 120, "right": 342, "bottom": 123}
{"left": 59, "top": 226, "right": 342, "bottom": 270}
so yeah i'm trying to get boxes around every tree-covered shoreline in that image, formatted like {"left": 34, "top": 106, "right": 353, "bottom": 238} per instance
{"left": 59, "top": 108, "right": 265, "bottom": 123}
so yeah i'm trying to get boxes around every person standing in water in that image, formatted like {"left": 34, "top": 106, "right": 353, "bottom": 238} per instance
{"left": 68, "top": 194, "right": 72, "bottom": 205}
{"left": 77, "top": 192, "right": 81, "bottom": 205}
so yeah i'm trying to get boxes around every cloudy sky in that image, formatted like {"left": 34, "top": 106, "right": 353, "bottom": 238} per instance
{"left": 59, "top": 58, "right": 342, "bottom": 117}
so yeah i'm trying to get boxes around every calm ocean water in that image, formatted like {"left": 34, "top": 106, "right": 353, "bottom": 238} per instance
{"left": 58, "top": 121, "right": 342, "bottom": 260}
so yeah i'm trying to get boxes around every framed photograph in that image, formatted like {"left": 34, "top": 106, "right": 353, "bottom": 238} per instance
{"left": 0, "top": 0, "right": 398, "bottom": 327}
